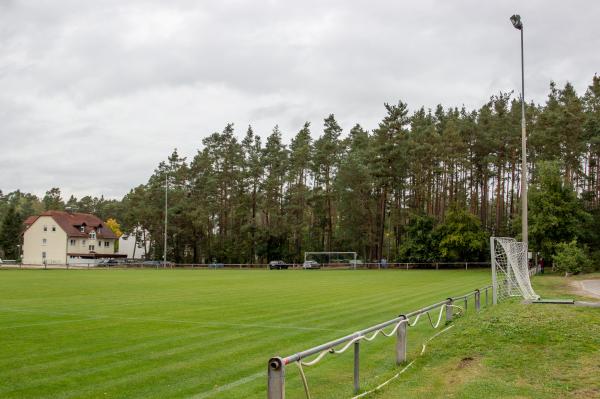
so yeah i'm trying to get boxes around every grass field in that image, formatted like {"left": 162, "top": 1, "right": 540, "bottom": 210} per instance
{"left": 0, "top": 269, "right": 491, "bottom": 398}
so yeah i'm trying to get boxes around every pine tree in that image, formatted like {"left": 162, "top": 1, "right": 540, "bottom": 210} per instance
{"left": 0, "top": 205, "right": 24, "bottom": 260}
{"left": 42, "top": 188, "right": 64, "bottom": 211}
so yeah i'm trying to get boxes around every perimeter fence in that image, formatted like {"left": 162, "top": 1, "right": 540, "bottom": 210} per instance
{"left": 2, "top": 261, "right": 491, "bottom": 270}
{"left": 268, "top": 285, "right": 492, "bottom": 399}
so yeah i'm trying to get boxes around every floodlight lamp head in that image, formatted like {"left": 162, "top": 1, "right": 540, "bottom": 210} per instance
{"left": 510, "top": 14, "right": 523, "bottom": 30}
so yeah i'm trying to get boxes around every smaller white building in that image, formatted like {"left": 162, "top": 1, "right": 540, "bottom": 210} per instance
{"left": 119, "top": 228, "right": 150, "bottom": 259}
{"left": 22, "top": 210, "right": 125, "bottom": 265}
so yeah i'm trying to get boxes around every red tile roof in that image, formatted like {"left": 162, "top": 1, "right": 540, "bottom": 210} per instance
{"left": 24, "top": 211, "right": 117, "bottom": 239}
{"left": 24, "top": 215, "right": 39, "bottom": 226}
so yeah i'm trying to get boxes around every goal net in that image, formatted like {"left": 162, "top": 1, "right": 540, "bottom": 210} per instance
{"left": 490, "top": 237, "right": 539, "bottom": 303}
{"left": 304, "top": 252, "right": 358, "bottom": 269}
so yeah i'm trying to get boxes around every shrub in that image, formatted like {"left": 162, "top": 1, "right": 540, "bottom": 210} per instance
{"left": 552, "top": 240, "right": 590, "bottom": 275}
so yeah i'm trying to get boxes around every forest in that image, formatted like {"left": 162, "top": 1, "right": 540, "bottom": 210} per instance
{"left": 1, "top": 76, "right": 599, "bottom": 267}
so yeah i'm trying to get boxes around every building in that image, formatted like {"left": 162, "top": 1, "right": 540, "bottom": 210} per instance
{"left": 22, "top": 210, "right": 125, "bottom": 265}
{"left": 119, "top": 227, "right": 150, "bottom": 259}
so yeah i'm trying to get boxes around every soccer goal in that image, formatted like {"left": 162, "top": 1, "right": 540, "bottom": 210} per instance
{"left": 304, "top": 252, "right": 358, "bottom": 269}
{"left": 490, "top": 237, "right": 539, "bottom": 304}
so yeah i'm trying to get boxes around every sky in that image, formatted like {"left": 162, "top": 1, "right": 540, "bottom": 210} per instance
{"left": 1, "top": 0, "right": 599, "bottom": 200}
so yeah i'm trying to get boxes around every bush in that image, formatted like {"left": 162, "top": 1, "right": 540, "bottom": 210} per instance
{"left": 588, "top": 249, "right": 600, "bottom": 272}
{"left": 552, "top": 240, "right": 590, "bottom": 275}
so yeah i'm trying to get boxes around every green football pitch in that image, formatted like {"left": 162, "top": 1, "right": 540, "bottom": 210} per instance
{"left": 0, "top": 269, "right": 491, "bottom": 398}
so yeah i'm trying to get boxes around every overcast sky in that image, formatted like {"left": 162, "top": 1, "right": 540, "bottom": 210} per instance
{"left": 1, "top": 1, "right": 599, "bottom": 200}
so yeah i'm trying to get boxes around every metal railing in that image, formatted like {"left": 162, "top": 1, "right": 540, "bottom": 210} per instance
{"left": 267, "top": 285, "right": 492, "bottom": 399}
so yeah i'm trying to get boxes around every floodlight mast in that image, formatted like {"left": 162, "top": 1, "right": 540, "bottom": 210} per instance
{"left": 164, "top": 173, "right": 168, "bottom": 267}
{"left": 510, "top": 14, "right": 527, "bottom": 245}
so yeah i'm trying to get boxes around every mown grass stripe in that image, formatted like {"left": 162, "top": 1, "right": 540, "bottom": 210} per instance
{"left": 0, "top": 269, "right": 490, "bottom": 398}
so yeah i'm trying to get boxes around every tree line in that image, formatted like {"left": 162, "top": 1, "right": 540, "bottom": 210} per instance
{"left": 1, "top": 75, "right": 599, "bottom": 267}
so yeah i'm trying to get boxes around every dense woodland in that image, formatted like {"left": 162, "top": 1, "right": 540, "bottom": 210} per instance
{"left": 1, "top": 76, "right": 600, "bottom": 266}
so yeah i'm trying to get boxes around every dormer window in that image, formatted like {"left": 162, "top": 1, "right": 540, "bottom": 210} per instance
{"left": 90, "top": 231, "right": 96, "bottom": 240}
{"left": 80, "top": 226, "right": 85, "bottom": 233}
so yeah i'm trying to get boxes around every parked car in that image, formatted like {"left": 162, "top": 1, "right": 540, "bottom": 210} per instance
{"left": 269, "top": 260, "right": 289, "bottom": 270}
{"left": 97, "top": 258, "right": 120, "bottom": 266}
{"left": 142, "top": 260, "right": 162, "bottom": 267}
{"left": 302, "top": 260, "right": 320, "bottom": 269}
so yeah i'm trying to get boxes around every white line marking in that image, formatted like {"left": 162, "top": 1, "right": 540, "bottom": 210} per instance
{"left": 0, "top": 307, "right": 340, "bottom": 332}
{"left": 190, "top": 372, "right": 263, "bottom": 399}
{"left": 0, "top": 318, "right": 102, "bottom": 330}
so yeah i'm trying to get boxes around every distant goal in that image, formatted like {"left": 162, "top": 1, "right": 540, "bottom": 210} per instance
{"left": 304, "top": 252, "right": 358, "bottom": 269}
{"left": 490, "top": 237, "right": 539, "bottom": 303}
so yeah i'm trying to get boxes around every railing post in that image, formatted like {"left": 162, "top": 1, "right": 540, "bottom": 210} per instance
{"left": 446, "top": 299, "right": 453, "bottom": 322}
{"left": 268, "top": 357, "right": 285, "bottom": 399}
{"left": 395, "top": 315, "right": 407, "bottom": 365}
{"left": 485, "top": 287, "right": 489, "bottom": 306}
{"left": 354, "top": 341, "right": 360, "bottom": 393}
{"left": 464, "top": 297, "right": 468, "bottom": 312}
{"left": 475, "top": 289, "right": 481, "bottom": 312}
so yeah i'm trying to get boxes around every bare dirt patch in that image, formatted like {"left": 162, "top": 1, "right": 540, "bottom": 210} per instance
{"left": 456, "top": 356, "right": 475, "bottom": 369}
{"left": 442, "top": 355, "right": 486, "bottom": 388}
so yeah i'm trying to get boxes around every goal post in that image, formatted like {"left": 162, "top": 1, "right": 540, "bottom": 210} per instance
{"left": 490, "top": 237, "right": 539, "bottom": 303}
{"left": 304, "top": 252, "right": 358, "bottom": 269}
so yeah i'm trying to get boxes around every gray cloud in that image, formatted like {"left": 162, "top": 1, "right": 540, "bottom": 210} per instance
{"left": 1, "top": 0, "right": 599, "bottom": 199}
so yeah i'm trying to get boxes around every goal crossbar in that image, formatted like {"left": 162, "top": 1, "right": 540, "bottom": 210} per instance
{"left": 304, "top": 252, "right": 358, "bottom": 269}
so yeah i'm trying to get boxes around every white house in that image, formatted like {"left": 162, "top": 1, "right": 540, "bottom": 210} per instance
{"left": 22, "top": 210, "right": 125, "bottom": 265}
{"left": 119, "top": 227, "right": 150, "bottom": 259}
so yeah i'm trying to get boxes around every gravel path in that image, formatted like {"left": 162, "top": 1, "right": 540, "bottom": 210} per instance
{"left": 579, "top": 279, "right": 600, "bottom": 299}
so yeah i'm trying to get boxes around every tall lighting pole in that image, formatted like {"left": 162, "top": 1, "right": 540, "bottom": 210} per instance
{"left": 164, "top": 173, "right": 168, "bottom": 267}
{"left": 510, "top": 14, "right": 527, "bottom": 244}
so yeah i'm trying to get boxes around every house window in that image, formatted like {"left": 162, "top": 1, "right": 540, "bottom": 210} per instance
{"left": 70, "top": 239, "right": 76, "bottom": 246}
{"left": 52, "top": 226, "right": 56, "bottom": 232}
{"left": 80, "top": 226, "right": 85, "bottom": 232}
{"left": 105, "top": 241, "right": 110, "bottom": 247}
{"left": 42, "top": 238, "right": 47, "bottom": 245}
{"left": 82, "top": 240, "right": 86, "bottom": 246}
{"left": 43, "top": 226, "right": 47, "bottom": 231}
{"left": 90, "top": 231, "right": 96, "bottom": 240}
{"left": 42, "top": 251, "right": 46, "bottom": 259}
{"left": 89, "top": 245, "right": 95, "bottom": 251}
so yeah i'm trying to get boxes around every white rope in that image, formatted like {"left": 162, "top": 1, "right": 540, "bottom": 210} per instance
{"left": 408, "top": 305, "right": 445, "bottom": 329}
{"left": 350, "top": 325, "right": 455, "bottom": 399}
{"left": 350, "top": 360, "right": 416, "bottom": 399}
{"left": 295, "top": 361, "right": 312, "bottom": 399}
{"left": 300, "top": 349, "right": 331, "bottom": 367}
{"left": 330, "top": 336, "right": 363, "bottom": 355}
{"left": 447, "top": 304, "right": 464, "bottom": 316}
{"left": 300, "top": 320, "right": 408, "bottom": 366}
